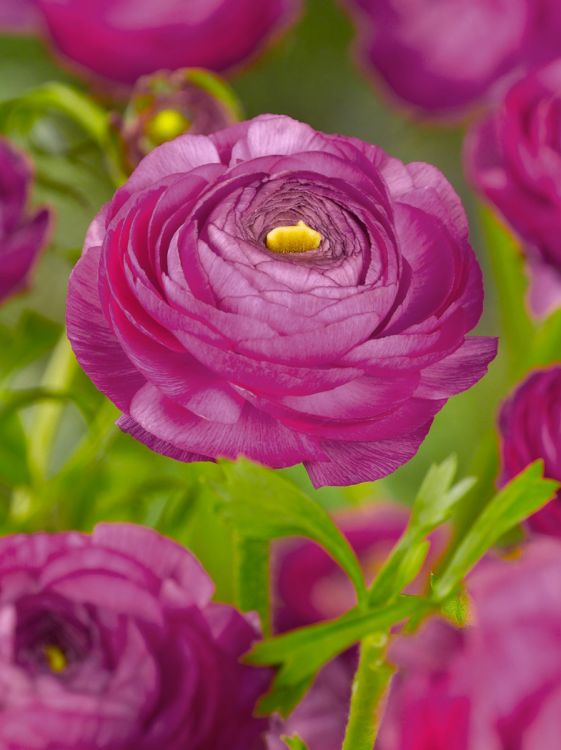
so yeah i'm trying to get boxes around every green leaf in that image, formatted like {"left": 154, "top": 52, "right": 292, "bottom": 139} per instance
{"left": 433, "top": 461, "right": 559, "bottom": 601}
{"left": 246, "top": 596, "right": 429, "bottom": 716}
{"left": 282, "top": 737, "right": 309, "bottom": 750}
{"left": 217, "top": 459, "right": 367, "bottom": 607}
{"left": 0, "top": 311, "right": 60, "bottom": 380}
{"left": 528, "top": 307, "right": 561, "bottom": 370}
{"left": 234, "top": 536, "right": 271, "bottom": 636}
{"left": 0, "top": 411, "right": 29, "bottom": 487}
{"left": 479, "top": 205, "right": 535, "bottom": 379}
{"left": 368, "top": 456, "right": 475, "bottom": 606}
{"left": 0, "top": 35, "right": 75, "bottom": 103}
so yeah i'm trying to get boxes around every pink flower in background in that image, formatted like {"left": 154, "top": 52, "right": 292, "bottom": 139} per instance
{"left": 0, "top": 0, "right": 38, "bottom": 32}
{"left": 498, "top": 367, "right": 561, "bottom": 536}
{"left": 67, "top": 114, "right": 495, "bottom": 487}
{"left": 269, "top": 503, "right": 447, "bottom": 750}
{"left": 33, "top": 0, "right": 300, "bottom": 85}
{"left": 380, "top": 539, "right": 561, "bottom": 749}
{"left": 466, "top": 60, "right": 561, "bottom": 316}
{"left": 0, "top": 523, "right": 270, "bottom": 749}
{"left": 343, "top": 0, "right": 561, "bottom": 118}
{"left": 0, "top": 139, "right": 49, "bottom": 303}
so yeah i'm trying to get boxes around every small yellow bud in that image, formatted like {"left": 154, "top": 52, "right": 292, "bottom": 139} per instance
{"left": 145, "top": 108, "right": 191, "bottom": 146}
{"left": 265, "top": 220, "right": 322, "bottom": 254}
{"left": 44, "top": 644, "right": 68, "bottom": 674}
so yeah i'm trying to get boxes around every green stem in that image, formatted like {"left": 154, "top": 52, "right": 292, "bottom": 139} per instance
{"left": 342, "top": 634, "right": 394, "bottom": 750}
{"left": 234, "top": 536, "right": 271, "bottom": 637}
{"left": 28, "top": 333, "right": 77, "bottom": 484}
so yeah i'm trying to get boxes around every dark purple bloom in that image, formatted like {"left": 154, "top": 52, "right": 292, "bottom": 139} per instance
{"left": 343, "top": 0, "right": 561, "bottom": 118}
{"left": 466, "top": 60, "right": 561, "bottom": 316}
{"left": 0, "top": 138, "right": 49, "bottom": 304}
{"left": 378, "top": 540, "right": 561, "bottom": 749}
{"left": 67, "top": 114, "right": 496, "bottom": 487}
{"left": 498, "top": 367, "right": 561, "bottom": 536}
{"left": 34, "top": 0, "right": 300, "bottom": 86}
{"left": 0, "top": 523, "right": 270, "bottom": 749}
{"left": 119, "top": 68, "right": 240, "bottom": 171}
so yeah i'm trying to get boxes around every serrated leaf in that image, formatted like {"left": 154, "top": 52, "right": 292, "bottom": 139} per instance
{"left": 369, "top": 457, "right": 475, "bottom": 606}
{"left": 217, "top": 459, "right": 367, "bottom": 607}
{"left": 433, "top": 461, "right": 559, "bottom": 601}
{"left": 246, "top": 596, "right": 429, "bottom": 716}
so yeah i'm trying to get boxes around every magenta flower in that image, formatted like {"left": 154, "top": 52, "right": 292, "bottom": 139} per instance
{"left": 343, "top": 0, "right": 561, "bottom": 117}
{"left": 0, "top": 139, "right": 49, "bottom": 304}
{"left": 378, "top": 539, "right": 561, "bottom": 749}
{"left": 498, "top": 367, "right": 561, "bottom": 536}
{"left": 67, "top": 114, "right": 496, "bottom": 487}
{"left": 466, "top": 60, "right": 561, "bottom": 316}
{"left": 269, "top": 504, "right": 447, "bottom": 750}
{"left": 34, "top": 0, "right": 300, "bottom": 86}
{"left": 0, "top": 523, "right": 270, "bottom": 749}
{"left": 0, "top": 0, "right": 38, "bottom": 31}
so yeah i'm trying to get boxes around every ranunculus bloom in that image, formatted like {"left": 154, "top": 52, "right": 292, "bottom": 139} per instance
{"left": 466, "top": 60, "right": 561, "bottom": 316}
{"left": 269, "top": 504, "right": 447, "bottom": 750}
{"left": 0, "top": 138, "right": 49, "bottom": 304}
{"left": 378, "top": 539, "right": 561, "bottom": 749}
{"left": 119, "top": 68, "right": 240, "bottom": 171}
{"left": 34, "top": 0, "right": 300, "bottom": 85}
{"left": 67, "top": 114, "right": 496, "bottom": 487}
{"left": 0, "top": 523, "right": 270, "bottom": 749}
{"left": 498, "top": 367, "right": 561, "bottom": 536}
{"left": 344, "top": 0, "right": 561, "bottom": 117}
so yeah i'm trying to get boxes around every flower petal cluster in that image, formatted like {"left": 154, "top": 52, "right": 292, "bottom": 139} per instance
{"left": 499, "top": 367, "right": 561, "bottom": 536}
{"left": 67, "top": 114, "right": 496, "bottom": 487}
{"left": 34, "top": 0, "right": 300, "bottom": 85}
{"left": 379, "top": 540, "right": 561, "bottom": 749}
{"left": 0, "top": 523, "right": 270, "bottom": 749}
{"left": 343, "top": 0, "right": 561, "bottom": 117}
{"left": 0, "top": 138, "right": 49, "bottom": 304}
{"left": 466, "top": 60, "right": 561, "bottom": 315}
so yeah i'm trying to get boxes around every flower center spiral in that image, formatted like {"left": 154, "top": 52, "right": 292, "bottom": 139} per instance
{"left": 265, "top": 220, "right": 322, "bottom": 254}
{"left": 43, "top": 644, "right": 68, "bottom": 674}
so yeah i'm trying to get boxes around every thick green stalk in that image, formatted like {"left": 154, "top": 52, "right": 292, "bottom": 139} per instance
{"left": 342, "top": 634, "right": 394, "bottom": 750}
{"left": 28, "top": 334, "right": 77, "bottom": 484}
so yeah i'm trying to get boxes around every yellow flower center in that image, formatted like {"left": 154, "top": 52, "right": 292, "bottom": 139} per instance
{"left": 265, "top": 220, "right": 322, "bottom": 254}
{"left": 145, "top": 108, "right": 191, "bottom": 145}
{"left": 44, "top": 644, "right": 68, "bottom": 674}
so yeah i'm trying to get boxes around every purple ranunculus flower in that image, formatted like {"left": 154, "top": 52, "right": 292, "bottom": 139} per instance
{"left": 466, "top": 60, "right": 561, "bottom": 316}
{"left": 33, "top": 0, "right": 300, "bottom": 86}
{"left": 0, "top": 523, "right": 271, "bottom": 749}
{"left": 378, "top": 539, "right": 561, "bottom": 749}
{"left": 343, "top": 0, "right": 561, "bottom": 118}
{"left": 119, "top": 68, "right": 240, "bottom": 171}
{"left": 269, "top": 504, "right": 448, "bottom": 750}
{"left": 0, "top": 138, "right": 49, "bottom": 304}
{"left": 498, "top": 367, "right": 561, "bottom": 536}
{"left": 67, "top": 114, "right": 496, "bottom": 487}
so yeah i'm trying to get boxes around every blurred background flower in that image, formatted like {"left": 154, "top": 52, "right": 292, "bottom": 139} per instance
{"left": 343, "top": 0, "right": 561, "bottom": 119}
{"left": 498, "top": 366, "right": 561, "bottom": 536}
{"left": 0, "top": 138, "right": 49, "bottom": 303}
